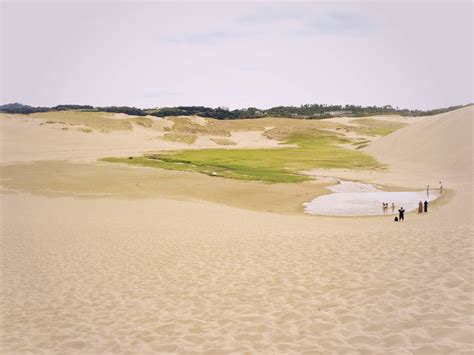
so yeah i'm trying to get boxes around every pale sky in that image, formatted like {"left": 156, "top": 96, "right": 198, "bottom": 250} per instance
{"left": 1, "top": 1, "right": 472, "bottom": 109}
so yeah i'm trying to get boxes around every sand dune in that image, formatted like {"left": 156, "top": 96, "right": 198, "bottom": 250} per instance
{"left": 0, "top": 114, "right": 282, "bottom": 164}
{"left": 367, "top": 106, "right": 473, "bottom": 183}
{"left": 1, "top": 194, "right": 472, "bottom": 353}
{"left": 0, "top": 108, "right": 473, "bottom": 353}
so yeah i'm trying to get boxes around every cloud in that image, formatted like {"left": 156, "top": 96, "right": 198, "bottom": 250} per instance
{"left": 154, "top": 5, "right": 378, "bottom": 47}
{"left": 237, "top": 6, "right": 379, "bottom": 37}
{"left": 300, "top": 11, "right": 378, "bottom": 36}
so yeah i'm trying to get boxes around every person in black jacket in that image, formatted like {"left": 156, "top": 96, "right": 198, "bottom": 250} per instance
{"left": 398, "top": 207, "right": 405, "bottom": 221}
{"left": 424, "top": 200, "right": 428, "bottom": 213}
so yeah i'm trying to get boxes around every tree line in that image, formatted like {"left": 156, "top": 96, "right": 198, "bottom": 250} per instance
{"left": 0, "top": 103, "right": 146, "bottom": 116}
{"left": 0, "top": 102, "right": 469, "bottom": 120}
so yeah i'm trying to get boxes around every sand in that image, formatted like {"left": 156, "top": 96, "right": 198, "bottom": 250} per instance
{"left": 0, "top": 107, "right": 472, "bottom": 353}
{"left": 0, "top": 160, "right": 330, "bottom": 215}
{"left": 0, "top": 113, "right": 282, "bottom": 164}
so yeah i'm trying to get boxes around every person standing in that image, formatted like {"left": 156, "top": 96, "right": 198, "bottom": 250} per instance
{"left": 439, "top": 181, "right": 443, "bottom": 194}
{"left": 424, "top": 200, "right": 428, "bottom": 213}
{"left": 418, "top": 201, "right": 423, "bottom": 213}
{"left": 398, "top": 207, "right": 405, "bottom": 221}
{"left": 426, "top": 185, "right": 430, "bottom": 197}
{"left": 391, "top": 203, "right": 395, "bottom": 213}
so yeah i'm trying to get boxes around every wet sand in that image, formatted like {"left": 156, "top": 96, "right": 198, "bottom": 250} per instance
{"left": 0, "top": 160, "right": 331, "bottom": 215}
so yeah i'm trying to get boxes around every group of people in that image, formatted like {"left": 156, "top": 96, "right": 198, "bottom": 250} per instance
{"left": 382, "top": 202, "right": 395, "bottom": 214}
{"left": 418, "top": 200, "right": 429, "bottom": 214}
{"left": 391, "top": 181, "right": 443, "bottom": 222}
{"left": 391, "top": 200, "right": 429, "bottom": 222}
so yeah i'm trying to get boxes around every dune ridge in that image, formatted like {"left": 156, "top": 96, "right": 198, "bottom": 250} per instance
{"left": 367, "top": 105, "right": 473, "bottom": 183}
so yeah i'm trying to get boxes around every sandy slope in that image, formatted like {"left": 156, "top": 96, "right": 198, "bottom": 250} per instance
{"left": 366, "top": 106, "right": 473, "bottom": 184}
{"left": 0, "top": 114, "right": 282, "bottom": 163}
{"left": 0, "top": 108, "right": 473, "bottom": 353}
{"left": 366, "top": 106, "right": 473, "bottom": 227}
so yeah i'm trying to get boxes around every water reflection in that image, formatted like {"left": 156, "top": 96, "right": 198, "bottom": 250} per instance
{"left": 304, "top": 180, "right": 440, "bottom": 216}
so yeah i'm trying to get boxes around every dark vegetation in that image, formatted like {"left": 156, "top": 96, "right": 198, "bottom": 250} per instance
{"left": 0, "top": 103, "right": 145, "bottom": 116}
{"left": 0, "top": 103, "right": 51, "bottom": 114}
{"left": 1, "top": 102, "right": 470, "bottom": 119}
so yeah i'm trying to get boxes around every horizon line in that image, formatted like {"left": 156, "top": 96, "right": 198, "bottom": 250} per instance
{"left": 1, "top": 101, "right": 472, "bottom": 112}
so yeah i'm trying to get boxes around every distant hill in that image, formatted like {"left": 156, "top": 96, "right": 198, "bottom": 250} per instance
{"left": 0, "top": 103, "right": 28, "bottom": 110}
{"left": 0, "top": 103, "right": 143, "bottom": 116}
{"left": 1, "top": 102, "right": 471, "bottom": 120}
{"left": 0, "top": 103, "right": 49, "bottom": 114}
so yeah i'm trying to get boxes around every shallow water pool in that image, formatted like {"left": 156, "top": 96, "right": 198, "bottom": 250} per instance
{"left": 304, "top": 180, "right": 440, "bottom": 216}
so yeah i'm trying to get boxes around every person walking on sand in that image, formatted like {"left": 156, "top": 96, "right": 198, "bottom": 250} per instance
{"left": 424, "top": 200, "right": 428, "bottom": 213}
{"left": 398, "top": 207, "right": 405, "bottom": 221}
{"left": 418, "top": 201, "right": 423, "bottom": 213}
{"left": 391, "top": 203, "right": 395, "bottom": 213}
{"left": 426, "top": 185, "right": 430, "bottom": 197}
{"left": 439, "top": 181, "right": 443, "bottom": 194}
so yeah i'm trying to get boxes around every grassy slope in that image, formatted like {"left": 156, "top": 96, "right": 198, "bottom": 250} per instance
{"left": 352, "top": 118, "right": 408, "bottom": 136}
{"left": 102, "top": 135, "right": 380, "bottom": 183}
{"left": 30, "top": 111, "right": 154, "bottom": 132}
{"left": 17, "top": 111, "right": 401, "bottom": 183}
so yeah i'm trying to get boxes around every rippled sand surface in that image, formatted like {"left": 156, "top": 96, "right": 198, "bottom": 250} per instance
{"left": 1, "top": 194, "right": 472, "bottom": 353}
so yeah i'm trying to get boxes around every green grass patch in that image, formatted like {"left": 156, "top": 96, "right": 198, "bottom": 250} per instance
{"left": 363, "top": 127, "right": 401, "bottom": 136}
{"left": 101, "top": 133, "right": 381, "bottom": 183}
{"left": 352, "top": 119, "right": 407, "bottom": 136}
